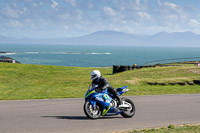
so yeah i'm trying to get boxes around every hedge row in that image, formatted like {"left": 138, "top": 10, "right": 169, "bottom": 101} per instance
{"left": 113, "top": 65, "right": 156, "bottom": 74}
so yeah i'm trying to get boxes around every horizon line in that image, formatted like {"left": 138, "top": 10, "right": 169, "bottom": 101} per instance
{"left": 0, "top": 30, "right": 199, "bottom": 39}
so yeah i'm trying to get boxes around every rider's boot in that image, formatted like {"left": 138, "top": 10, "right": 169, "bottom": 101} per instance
{"left": 116, "top": 95, "right": 122, "bottom": 106}
{"left": 109, "top": 87, "right": 122, "bottom": 106}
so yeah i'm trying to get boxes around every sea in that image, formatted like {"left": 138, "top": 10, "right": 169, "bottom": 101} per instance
{"left": 0, "top": 44, "right": 200, "bottom": 67}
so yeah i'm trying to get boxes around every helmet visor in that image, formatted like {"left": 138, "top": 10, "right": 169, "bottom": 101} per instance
{"left": 91, "top": 75, "right": 96, "bottom": 80}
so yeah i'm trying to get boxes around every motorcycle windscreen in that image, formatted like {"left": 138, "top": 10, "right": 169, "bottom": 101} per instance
{"left": 117, "top": 86, "right": 128, "bottom": 96}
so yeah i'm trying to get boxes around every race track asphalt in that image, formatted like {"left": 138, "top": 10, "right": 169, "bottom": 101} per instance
{"left": 0, "top": 94, "right": 200, "bottom": 133}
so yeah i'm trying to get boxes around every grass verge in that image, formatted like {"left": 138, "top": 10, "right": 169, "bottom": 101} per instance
{"left": 0, "top": 63, "right": 200, "bottom": 100}
{"left": 121, "top": 124, "right": 200, "bottom": 133}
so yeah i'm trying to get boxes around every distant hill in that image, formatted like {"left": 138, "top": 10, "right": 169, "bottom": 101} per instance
{"left": 0, "top": 30, "right": 200, "bottom": 47}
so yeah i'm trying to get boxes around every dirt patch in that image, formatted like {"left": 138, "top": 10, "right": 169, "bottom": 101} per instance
{"left": 188, "top": 68, "right": 200, "bottom": 74}
{"left": 125, "top": 79, "right": 139, "bottom": 85}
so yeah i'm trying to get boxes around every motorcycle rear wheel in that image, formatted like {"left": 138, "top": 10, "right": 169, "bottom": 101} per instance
{"left": 84, "top": 101, "right": 101, "bottom": 119}
{"left": 120, "top": 98, "right": 135, "bottom": 118}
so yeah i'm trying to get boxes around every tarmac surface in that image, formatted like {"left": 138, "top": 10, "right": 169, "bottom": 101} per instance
{"left": 0, "top": 94, "right": 200, "bottom": 133}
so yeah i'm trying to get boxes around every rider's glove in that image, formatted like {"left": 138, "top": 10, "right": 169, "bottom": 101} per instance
{"left": 95, "top": 87, "right": 102, "bottom": 92}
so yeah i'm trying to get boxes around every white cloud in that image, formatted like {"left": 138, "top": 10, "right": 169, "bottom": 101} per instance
{"left": 1, "top": 0, "right": 200, "bottom": 38}
{"left": 76, "top": 10, "right": 83, "bottom": 20}
{"left": 51, "top": 0, "right": 58, "bottom": 9}
{"left": 58, "top": 13, "right": 70, "bottom": 20}
{"left": 189, "top": 19, "right": 200, "bottom": 27}
{"left": 65, "top": 0, "right": 76, "bottom": 7}
{"left": 165, "top": 2, "right": 184, "bottom": 15}
{"left": 30, "top": 23, "right": 36, "bottom": 29}
{"left": 103, "top": 7, "right": 116, "bottom": 17}
{"left": 167, "top": 14, "right": 178, "bottom": 20}
{"left": 88, "top": 2, "right": 93, "bottom": 9}
{"left": 136, "top": 0, "right": 140, "bottom": 7}
{"left": 163, "top": 2, "right": 177, "bottom": 9}
{"left": 32, "top": 3, "right": 38, "bottom": 7}
{"left": 3, "top": 5, "right": 19, "bottom": 19}
{"left": 157, "top": 0, "right": 162, "bottom": 6}
{"left": 137, "top": 12, "right": 151, "bottom": 20}
{"left": 63, "top": 25, "right": 69, "bottom": 30}
{"left": 8, "top": 20, "right": 23, "bottom": 28}
{"left": 157, "top": 1, "right": 187, "bottom": 22}
{"left": 158, "top": 1, "right": 179, "bottom": 11}
{"left": 40, "top": 2, "right": 43, "bottom": 6}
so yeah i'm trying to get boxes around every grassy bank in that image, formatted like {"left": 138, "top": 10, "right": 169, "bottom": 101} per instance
{"left": 126, "top": 124, "right": 200, "bottom": 133}
{"left": 0, "top": 63, "right": 200, "bottom": 100}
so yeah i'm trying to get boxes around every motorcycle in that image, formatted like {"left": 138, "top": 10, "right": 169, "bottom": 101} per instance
{"left": 83, "top": 85, "right": 135, "bottom": 119}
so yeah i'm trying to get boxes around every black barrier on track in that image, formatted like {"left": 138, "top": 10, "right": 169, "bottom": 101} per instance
{"left": 113, "top": 65, "right": 156, "bottom": 74}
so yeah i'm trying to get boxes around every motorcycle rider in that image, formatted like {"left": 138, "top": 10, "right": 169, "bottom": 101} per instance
{"left": 91, "top": 70, "right": 121, "bottom": 105}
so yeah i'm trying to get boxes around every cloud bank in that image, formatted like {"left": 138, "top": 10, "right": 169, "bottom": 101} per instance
{"left": 0, "top": 0, "right": 200, "bottom": 38}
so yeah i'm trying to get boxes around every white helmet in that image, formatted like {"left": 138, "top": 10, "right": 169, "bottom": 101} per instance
{"left": 91, "top": 70, "right": 101, "bottom": 80}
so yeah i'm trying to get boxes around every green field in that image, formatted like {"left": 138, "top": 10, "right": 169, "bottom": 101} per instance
{"left": 0, "top": 63, "right": 200, "bottom": 100}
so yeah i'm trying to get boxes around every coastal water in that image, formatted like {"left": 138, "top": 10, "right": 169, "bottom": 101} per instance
{"left": 0, "top": 44, "right": 200, "bottom": 67}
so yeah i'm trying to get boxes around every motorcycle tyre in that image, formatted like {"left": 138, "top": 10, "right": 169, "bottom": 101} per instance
{"left": 120, "top": 98, "right": 135, "bottom": 118}
{"left": 84, "top": 101, "right": 101, "bottom": 119}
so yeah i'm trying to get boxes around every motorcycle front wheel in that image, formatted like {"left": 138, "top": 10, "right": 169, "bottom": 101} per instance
{"left": 84, "top": 101, "right": 101, "bottom": 119}
{"left": 120, "top": 98, "right": 135, "bottom": 118}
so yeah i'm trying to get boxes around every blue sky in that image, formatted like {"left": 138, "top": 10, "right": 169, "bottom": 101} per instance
{"left": 0, "top": 0, "right": 200, "bottom": 38}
